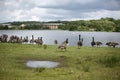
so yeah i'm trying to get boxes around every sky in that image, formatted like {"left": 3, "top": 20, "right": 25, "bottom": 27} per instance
{"left": 0, "top": 0, "right": 120, "bottom": 23}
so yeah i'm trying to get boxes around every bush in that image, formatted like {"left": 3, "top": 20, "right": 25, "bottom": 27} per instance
{"left": 99, "top": 56, "right": 119, "bottom": 67}
{"left": 82, "top": 64, "right": 90, "bottom": 72}
{"left": 35, "top": 67, "right": 45, "bottom": 72}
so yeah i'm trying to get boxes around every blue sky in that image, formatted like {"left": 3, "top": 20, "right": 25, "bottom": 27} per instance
{"left": 0, "top": 0, "right": 120, "bottom": 22}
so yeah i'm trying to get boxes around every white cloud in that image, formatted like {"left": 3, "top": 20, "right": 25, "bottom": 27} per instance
{"left": 30, "top": 7, "right": 48, "bottom": 16}
{"left": 29, "top": 16, "right": 39, "bottom": 21}
{"left": 11, "top": 10, "right": 23, "bottom": 20}
{"left": 83, "top": 10, "right": 120, "bottom": 20}
{"left": 34, "top": 0, "right": 57, "bottom": 6}
{"left": 76, "top": 0, "right": 97, "bottom": 4}
{"left": 0, "top": 0, "right": 120, "bottom": 22}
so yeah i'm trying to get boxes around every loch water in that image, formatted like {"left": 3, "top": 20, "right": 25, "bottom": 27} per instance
{"left": 0, "top": 30, "right": 120, "bottom": 47}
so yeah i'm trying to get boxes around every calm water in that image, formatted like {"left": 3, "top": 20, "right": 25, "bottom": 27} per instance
{"left": 0, "top": 30, "right": 120, "bottom": 47}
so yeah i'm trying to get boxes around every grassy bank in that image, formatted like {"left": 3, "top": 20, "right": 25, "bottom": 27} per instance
{"left": 0, "top": 43, "right": 120, "bottom": 80}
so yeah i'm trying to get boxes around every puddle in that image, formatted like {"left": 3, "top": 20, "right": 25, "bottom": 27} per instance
{"left": 26, "top": 61, "right": 59, "bottom": 68}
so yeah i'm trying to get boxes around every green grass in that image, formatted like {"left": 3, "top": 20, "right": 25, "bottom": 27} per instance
{"left": 0, "top": 43, "right": 120, "bottom": 80}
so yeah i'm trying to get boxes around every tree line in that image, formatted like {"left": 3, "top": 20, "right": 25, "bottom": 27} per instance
{"left": 0, "top": 18, "right": 120, "bottom": 32}
{"left": 59, "top": 18, "right": 120, "bottom": 32}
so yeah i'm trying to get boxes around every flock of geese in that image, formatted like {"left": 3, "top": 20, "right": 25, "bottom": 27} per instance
{"left": 77, "top": 34, "right": 119, "bottom": 48}
{"left": 0, "top": 34, "right": 119, "bottom": 51}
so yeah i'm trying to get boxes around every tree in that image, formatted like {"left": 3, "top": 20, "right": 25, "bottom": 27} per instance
{"left": 114, "top": 19, "right": 120, "bottom": 32}
{"left": 101, "top": 17, "right": 115, "bottom": 22}
{"left": 69, "top": 25, "right": 77, "bottom": 31}
{"left": 0, "top": 25, "right": 8, "bottom": 30}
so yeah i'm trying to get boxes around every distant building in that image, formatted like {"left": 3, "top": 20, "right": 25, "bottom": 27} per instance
{"left": 43, "top": 23, "right": 63, "bottom": 29}
{"left": 20, "top": 24, "right": 26, "bottom": 28}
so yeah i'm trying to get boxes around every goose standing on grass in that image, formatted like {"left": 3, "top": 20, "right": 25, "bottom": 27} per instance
{"left": 54, "top": 39, "right": 58, "bottom": 45}
{"left": 106, "top": 42, "right": 119, "bottom": 48}
{"left": 64, "top": 38, "right": 69, "bottom": 45}
{"left": 77, "top": 34, "right": 83, "bottom": 49}
{"left": 35, "top": 37, "right": 43, "bottom": 45}
{"left": 22, "top": 36, "right": 28, "bottom": 43}
{"left": 0, "top": 34, "right": 8, "bottom": 42}
{"left": 30, "top": 35, "right": 35, "bottom": 44}
{"left": 91, "top": 37, "right": 102, "bottom": 47}
{"left": 9, "top": 35, "right": 21, "bottom": 43}
{"left": 96, "top": 41, "right": 102, "bottom": 47}
{"left": 91, "top": 37, "right": 96, "bottom": 47}
{"left": 58, "top": 38, "right": 69, "bottom": 51}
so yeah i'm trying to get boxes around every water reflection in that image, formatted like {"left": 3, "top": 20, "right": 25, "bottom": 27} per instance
{"left": 26, "top": 61, "right": 59, "bottom": 68}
